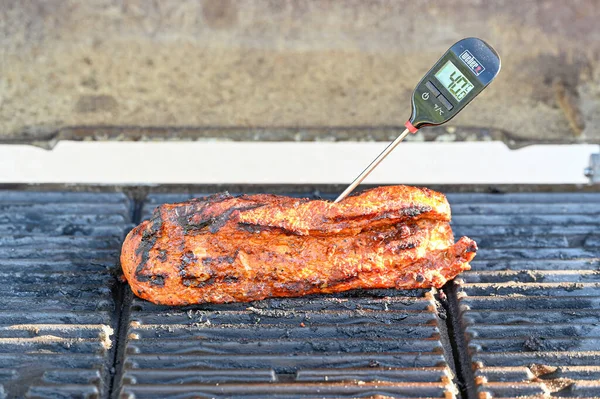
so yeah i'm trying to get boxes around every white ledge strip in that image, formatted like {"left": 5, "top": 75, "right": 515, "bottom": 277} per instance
{"left": 0, "top": 141, "right": 595, "bottom": 184}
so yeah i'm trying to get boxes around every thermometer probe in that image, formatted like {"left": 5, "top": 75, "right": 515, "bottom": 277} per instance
{"left": 334, "top": 37, "right": 501, "bottom": 203}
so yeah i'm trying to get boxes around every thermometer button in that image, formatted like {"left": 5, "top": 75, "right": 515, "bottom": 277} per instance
{"left": 437, "top": 94, "right": 454, "bottom": 111}
{"left": 425, "top": 81, "right": 441, "bottom": 97}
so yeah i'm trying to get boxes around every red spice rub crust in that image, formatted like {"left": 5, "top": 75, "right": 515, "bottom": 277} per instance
{"left": 121, "top": 186, "right": 476, "bottom": 305}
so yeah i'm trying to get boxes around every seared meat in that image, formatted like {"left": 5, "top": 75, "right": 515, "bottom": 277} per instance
{"left": 121, "top": 186, "right": 476, "bottom": 305}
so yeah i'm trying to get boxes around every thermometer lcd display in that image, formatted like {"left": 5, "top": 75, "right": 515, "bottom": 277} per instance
{"left": 435, "top": 60, "right": 474, "bottom": 101}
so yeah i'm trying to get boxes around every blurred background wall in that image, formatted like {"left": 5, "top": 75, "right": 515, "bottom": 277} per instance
{"left": 1, "top": 0, "right": 599, "bottom": 147}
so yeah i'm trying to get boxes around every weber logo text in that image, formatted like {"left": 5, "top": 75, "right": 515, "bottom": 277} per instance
{"left": 460, "top": 50, "right": 485, "bottom": 76}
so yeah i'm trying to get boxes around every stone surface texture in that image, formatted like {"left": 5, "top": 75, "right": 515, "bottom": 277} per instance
{"left": 1, "top": 0, "right": 599, "bottom": 144}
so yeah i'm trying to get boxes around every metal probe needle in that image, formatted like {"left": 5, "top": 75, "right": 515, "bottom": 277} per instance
{"left": 334, "top": 128, "right": 411, "bottom": 203}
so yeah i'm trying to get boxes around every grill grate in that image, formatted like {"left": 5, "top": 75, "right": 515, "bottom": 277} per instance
{"left": 119, "top": 293, "right": 457, "bottom": 398}
{"left": 0, "top": 188, "right": 599, "bottom": 398}
{"left": 115, "top": 192, "right": 460, "bottom": 399}
{"left": 0, "top": 192, "right": 132, "bottom": 399}
{"left": 449, "top": 193, "right": 600, "bottom": 399}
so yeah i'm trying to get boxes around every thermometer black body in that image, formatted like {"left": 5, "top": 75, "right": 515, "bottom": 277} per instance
{"left": 335, "top": 37, "right": 501, "bottom": 203}
{"left": 406, "top": 37, "right": 501, "bottom": 132}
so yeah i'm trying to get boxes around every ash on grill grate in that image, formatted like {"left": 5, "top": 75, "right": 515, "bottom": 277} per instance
{"left": 0, "top": 192, "right": 132, "bottom": 398}
{"left": 449, "top": 193, "right": 600, "bottom": 399}
{"left": 115, "top": 193, "right": 460, "bottom": 399}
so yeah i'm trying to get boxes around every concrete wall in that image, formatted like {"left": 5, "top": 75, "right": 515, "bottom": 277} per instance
{"left": 1, "top": 0, "right": 599, "bottom": 145}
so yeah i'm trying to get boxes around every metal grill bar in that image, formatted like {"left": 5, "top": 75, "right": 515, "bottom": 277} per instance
{"left": 0, "top": 191, "right": 131, "bottom": 399}
{"left": 451, "top": 193, "right": 600, "bottom": 399}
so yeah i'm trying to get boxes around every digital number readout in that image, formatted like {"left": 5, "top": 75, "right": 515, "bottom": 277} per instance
{"left": 434, "top": 60, "right": 474, "bottom": 101}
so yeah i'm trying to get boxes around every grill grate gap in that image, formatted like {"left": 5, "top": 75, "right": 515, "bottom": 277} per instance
{"left": 441, "top": 281, "right": 478, "bottom": 399}
{"left": 108, "top": 197, "right": 144, "bottom": 399}
{"left": 108, "top": 284, "right": 133, "bottom": 399}
{"left": 275, "top": 373, "right": 296, "bottom": 383}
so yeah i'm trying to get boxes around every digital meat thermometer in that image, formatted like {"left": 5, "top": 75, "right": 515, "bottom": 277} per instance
{"left": 334, "top": 37, "right": 501, "bottom": 203}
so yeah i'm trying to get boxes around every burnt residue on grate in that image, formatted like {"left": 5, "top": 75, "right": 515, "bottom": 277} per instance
{"left": 0, "top": 191, "right": 132, "bottom": 398}
{"left": 448, "top": 193, "right": 600, "bottom": 399}
{"left": 113, "top": 193, "right": 460, "bottom": 399}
